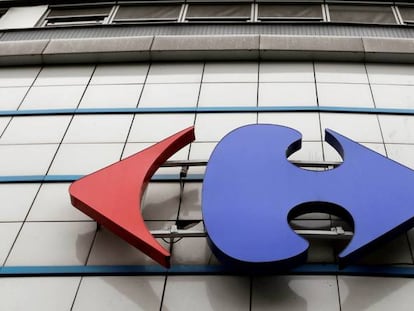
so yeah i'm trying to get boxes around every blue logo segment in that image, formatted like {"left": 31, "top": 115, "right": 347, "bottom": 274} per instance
{"left": 202, "top": 124, "right": 414, "bottom": 270}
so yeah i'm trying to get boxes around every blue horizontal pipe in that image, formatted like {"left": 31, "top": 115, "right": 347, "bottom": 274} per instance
{"left": 1, "top": 106, "right": 414, "bottom": 116}
{"left": 0, "top": 174, "right": 204, "bottom": 183}
{"left": 2, "top": 264, "right": 414, "bottom": 278}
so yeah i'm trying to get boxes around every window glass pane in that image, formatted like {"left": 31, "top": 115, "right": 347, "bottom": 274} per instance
{"left": 114, "top": 5, "right": 181, "bottom": 21}
{"left": 45, "top": 6, "right": 112, "bottom": 26}
{"left": 329, "top": 5, "right": 396, "bottom": 24}
{"left": 186, "top": 4, "right": 251, "bottom": 20}
{"left": 258, "top": 4, "right": 322, "bottom": 21}
{"left": 48, "top": 7, "right": 112, "bottom": 18}
{"left": 399, "top": 6, "right": 414, "bottom": 24}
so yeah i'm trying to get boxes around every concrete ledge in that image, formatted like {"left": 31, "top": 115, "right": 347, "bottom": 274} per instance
{"left": 0, "top": 34, "right": 412, "bottom": 65}
{"left": 0, "top": 40, "right": 48, "bottom": 65}
{"left": 363, "top": 38, "right": 414, "bottom": 62}
{"left": 42, "top": 36, "right": 153, "bottom": 63}
{"left": 151, "top": 35, "right": 259, "bottom": 60}
{"left": 260, "top": 36, "right": 365, "bottom": 61}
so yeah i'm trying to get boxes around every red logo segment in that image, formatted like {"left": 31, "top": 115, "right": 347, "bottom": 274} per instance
{"left": 69, "top": 126, "right": 195, "bottom": 268}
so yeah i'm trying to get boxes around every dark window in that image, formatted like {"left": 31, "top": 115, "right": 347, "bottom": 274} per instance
{"left": 44, "top": 6, "right": 112, "bottom": 26}
{"left": 329, "top": 5, "right": 396, "bottom": 25}
{"left": 399, "top": 6, "right": 414, "bottom": 25}
{"left": 186, "top": 4, "right": 251, "bottom": 21}
{"left": 113, "top": 5, "right": 181, "bottom": 23}
{"left": 258, "top": 4, "right": 323, "bottom": 21}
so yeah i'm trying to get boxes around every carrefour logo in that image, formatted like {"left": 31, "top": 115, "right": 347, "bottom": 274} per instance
{"left": 69, "top": 124, "right": 414, "bottom": 270}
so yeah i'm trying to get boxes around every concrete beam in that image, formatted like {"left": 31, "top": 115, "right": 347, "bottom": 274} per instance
{"left": 260, "top": 35, "right": 365, "bottom": 61}
{"left": 363, "top": 37, "right": 414, "bottom": 63}
{"left": 0, "top": 39, "right": 48, "bottom": 65}
{"left": 42, "top": 36, "right": 153, "bottom": 63}
{"left": 0, "top": 34, "right": 411, "bottom": 65}
{"left": 151, "top": 35, "right": 259, "bottom": 60}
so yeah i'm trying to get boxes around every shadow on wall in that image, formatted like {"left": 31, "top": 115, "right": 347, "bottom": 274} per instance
{"left": 339, "top": 276, "right": 411, "bottom": 311}
{"left": 161, "top": 276, "right": 250, "bottom": 311}
{"left": 252, "top": 276, "right": 308, "bottom": 311}
{"left": 104, "top": 276, "right": 165, "bottom": 310}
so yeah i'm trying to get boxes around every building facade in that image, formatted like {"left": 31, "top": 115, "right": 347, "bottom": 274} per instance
{"left": 0, "top": 0, "right": 414, "bottom": 310}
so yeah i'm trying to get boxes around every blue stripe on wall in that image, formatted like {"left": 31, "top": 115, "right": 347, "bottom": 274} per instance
{"left": 2, "top": 264, "right": 414, "bottom": 277}
{"left": 0, "top": 174, "right": 204, "bottom": 183}
{"left": 2, "top": 106, "right": 414, "bottom": 116}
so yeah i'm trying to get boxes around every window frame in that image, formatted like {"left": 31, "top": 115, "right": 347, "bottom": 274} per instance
{"left": 257, "top": 3, "right": 324, "bottom": 22}
{"left": 395, "top": 5, "right": 414, "bottom": 25}
{"left": 41, "top": 4, "right": 114, "bottom": 27}
{"left": 184, "top": 3, "right": 253, "bottom": 22}
{"left": 326, "top": 3, "right": 398, "bottom": 25}
{"left": 111, "top": 3, "right": 183, "bottom": 24}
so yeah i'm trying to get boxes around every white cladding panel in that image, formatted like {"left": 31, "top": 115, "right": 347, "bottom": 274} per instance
{"left": 0, "top": 6, "right": 48, "bottom": 29}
